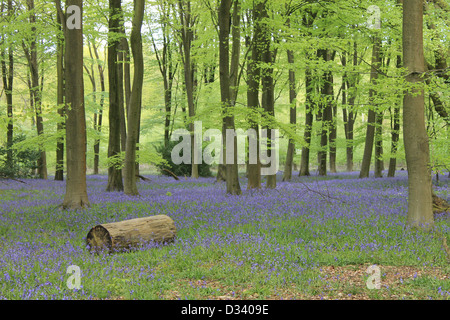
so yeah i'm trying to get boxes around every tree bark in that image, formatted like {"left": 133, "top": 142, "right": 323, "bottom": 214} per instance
{"left": 402, "top": 0, "right": 433, "bottom": 229}
{"left": 150, "top": 2, "right": 176, "bottom": 148}
{"left": 246, "top": 0, "right": 263, "bottom": 189}
{"left": 260, "top": 2, "right": 276, "bottom": 188}
{"left": 388, "top": 54, "right": 402, "bottom": 177}
{"left": 282, "top": 19, "right": 297, "bottom": 182}
{"left": 298, "top": 12, "right": 315, "bottom": 177}
{"left": 1, "top": 0, "right": 14, "bottom": 174}
{"left": 359, "top": 35, "right": 381, "bottom": 179}
{"left": 86, "top": 215, "right": 176, "bottom": 254}
{"left": 62, "top": 0, "right": 89, "bottom": 209}
{"left": 219, "top": 0, "right": 241, "bottom": 195}
{"left": 342, "top": 42, "right": 359, "bottom": 172}
{"left": 178, "top": 0, "right": 198, "bottom": 178}
{"left": 317, "top": 49, "right": 333, "bottom": 176}
{"left": 55, "top": 9, "right": 65, "bottom": 181}
{"left": 23, "top": 0, "right": 47, "bottom": 180}
{"left": 106, "top": 0, "right": 124, "bottom": 192}
{"left": 374, "top": 109, "right": 384, "bottom": 177}
{"left": 299, "top": 63, "right": 313, "bottom": 176}
{"left": 92, "top": 42, "right": 105, "bottom": 175}
{"left": 123, "top": 0, "right": 145, "bottom": 196}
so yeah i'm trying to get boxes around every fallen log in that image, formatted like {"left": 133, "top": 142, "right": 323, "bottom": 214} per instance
{"left": 86, "top": 215, "right": 176, "bottom": 254}
{"left": 161, "top": 168, "right": 180, "bottom": 180}
{"left": 136, "top": 174, "right": 151, "bottom": 181}
{"left": 433, "top": 193, "right": 450, "bottom": 214}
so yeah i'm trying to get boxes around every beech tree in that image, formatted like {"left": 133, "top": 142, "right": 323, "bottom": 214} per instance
{"left": 246, "top": 0, "right": 264, "bottom": 189}
{"left": 359, "top": 34, "right": 381, "bottom": 179}
{"left": 402, "top": 0, "right": 433, "bottom": 229}
{"left": 58, "top": 0, "right": 90, "bottom": 209}
{"left": 22, "top": 0, "right": 48, "bottom": 180}
{"left": 54, "top": 8, "right": 65, "bottom": 181}
{"left": 177, "top": 0, "right": 198, "bottom": 178}
{"left": 1, "top": 0, "right": 14, "bottom": 174}
{"left": 123, "top": 0, "right": 145, "bottom": 196}
{"left": 218, "top": 0, "right": 241, "bottom": 195}
{"left": 106, "top": 0, "right": 124, "bottom": 192}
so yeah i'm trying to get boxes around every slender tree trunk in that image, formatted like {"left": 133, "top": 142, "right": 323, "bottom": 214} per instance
{"left": 178, "top": 0, "right": 198, "bottom": 178}
{"left": 150, "top": 5, "right": 176, "bottom": 148}
{"left": 299, "top": 63, "right": 313, "bottom": 176}
{"left": 259, "top": 2, "right": 277, "bottom": 188}
{"left": 359, "top": 35, "right": 381, "bottom": 178}
{"left": 106, "top": 0, "right": 124, "bottom": 191}
{"left": 55, "top": 10, "right": 65, "bottom": 181}
{"left": 118, "top": 46, "right": 127, "bottom": 153}
{"left": 388, "top": 0, "right": 404, "bottom": 178}
{"left": 123, "top": 0, "right": 145, "bottom": 196}
{"left": 219, "top": 0, "right": 241, "bottom": 195}
{"left": 246, "top": 0, "right": 263, "bottom": 189}
{"left": 374, "top": 110, "right": 384, "bottom": 177}
{"left": 24, "top": 0, "right": 47, "bottom": 179}
{"left": 402, "top": 0, "right": 433, "bottom": 229}
{"left": 85, "top": 42, "right": 98, "bottom": 175}
{"left": 92, "top": 42, "right": 105, "bottom": 175}
{"left": 122, "top": 36, "right": 131, "bottom": 120}
{"left": 1, "top": 0, "right": 14, "bottom": 174}
{"left": 317, "top": 49, "right": 333, "bottom": 176}
{"left": 342, "top": 42, "right": 359, "bottom": 172}
{"left": 298, "top": 12, "right": 315, "bottom": 177}
{"left": 282, "top": 27, "right": 297, "bottom": 182}
{"left": 61, "top": 0, "right": 89, "bottom": 209}
{"left": 388, "top": 101, "right": 400, "bottom": 177}
{"left": 329, "top": 83, "right": 337, "bottom": 173}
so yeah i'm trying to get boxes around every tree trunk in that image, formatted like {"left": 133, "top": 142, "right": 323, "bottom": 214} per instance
{"left": 388, "top": 54, "right": 401, "bottom": 178}
{"left": 92, "top": 42, "right": 105, "bottom": 175}
{"left": 387, "top": 102, "right": 400, "bottom": 177}
{"left": 402, "top": 0, "right": 433, "bottom": 229}
{"left": 118, "top": 46, "right": 127, "bottom": 153}
{"left": 282, "top": 28, "right": 297, "bottom": 182}
{"left": 317, "top": 49, "right": 333, "bottom": 176}
{"left": 298, "top": 12, "right": 315, "bottom": 177}
{"left": 150, "top": 3, "right": 176, "bottom": 149}
{"left": 329, "top": 88, "right": 337, "bottom": 173}
{"left": 299, "top": 64, "right": 313, "bottom": 176}
{"left": 1, "top": 0, "right": 14, "bottom": 174}
{"left": 178, "top": 1, "right": 198, "bottom": 178}
{"left": 359, "top": 35, "right": 381, "bottom": 179}
{"left": 219, "top": 0, "right": 241, "bottom": 195}
{"left": 123, "top": 0, "right": 145, "bottom": 196}
{"left": 106, "top": 0, "right": 124, "bottom": 192}
{"left": 342, "top": 42, "right": 359, "bottom": 172}
{"left": 122, "top": 36, "right": 131, "bottom": 120}
{"left": 61, "top": 0, "right": 89, "bottom": 209}
{"left": 86, "top": 215, "right": 176, "bottom": 254}
{"left": 246, "top": 0, "right": 263, "bottom": 189}
{"left": 374, "top": 110, "right": 384, "bottom": 177}
{"left": 260, "top": 2, "right": 276, "bottom": 189}
{"left": 24, "top": 0, "right": 47, "bottom": 180}
{"left": 55, "top": 9, "right": 65, "bottom": 181}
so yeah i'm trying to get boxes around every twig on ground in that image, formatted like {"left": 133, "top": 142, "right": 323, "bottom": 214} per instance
{"left": 298, "top": 180, "right": 347, "bottom": 205}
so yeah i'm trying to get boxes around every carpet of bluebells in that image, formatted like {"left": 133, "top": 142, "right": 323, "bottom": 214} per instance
{"left": 0, "top": 170, "right": 449, "bottom": 300}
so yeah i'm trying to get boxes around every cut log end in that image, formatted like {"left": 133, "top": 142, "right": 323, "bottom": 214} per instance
{"left": 86, "top": 215, "right": 177, "bottom": 254}
{"left": 433, "top": 194, "right": 450, "bottom": 214}
{"left": 86, "top": 225, "right": 112, "bottom": 254}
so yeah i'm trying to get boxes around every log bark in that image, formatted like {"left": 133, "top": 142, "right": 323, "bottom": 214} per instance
{"left": 86, "top": 215, "right": 177, "bottom": 253}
